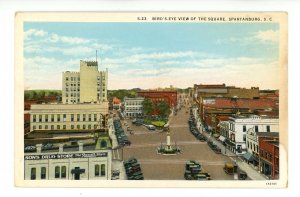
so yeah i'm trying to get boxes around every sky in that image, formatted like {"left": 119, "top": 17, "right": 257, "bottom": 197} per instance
{"left": 24, "top": 22, "right": 280, "bottom": 90}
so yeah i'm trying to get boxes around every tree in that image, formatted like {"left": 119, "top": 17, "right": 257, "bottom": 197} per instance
{"left": 142, "top": 98, "right": 154, "bottom": 116}
{"left": 157, "top": 100, "right": 170, "bottom": 116}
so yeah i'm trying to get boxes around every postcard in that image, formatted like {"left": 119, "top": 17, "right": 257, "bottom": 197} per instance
{"left": 15, "top": 12, "right": 288, "bottom": 188}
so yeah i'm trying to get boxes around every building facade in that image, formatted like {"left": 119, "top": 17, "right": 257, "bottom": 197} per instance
{"left": 137, "top": 91, "right": 177, "bottom": 108}
{"left": 24, "top": 141, "right": 112, "bottom": 180}
{"left": 220, "top": 115, "right": 279, "bottom": 155}
{"left": 62, "top": 60, "right": 108, "bottom": 104}
{"left": 201, "top": 97, "right": 277, "bottom": 133}
{"left": 123, "top": 97, "right": 144, "bottom": 118}
{"left": 259, "top": 138, "right": 279, "bottom": 179}
{"left": 245, "top": 129, "right": 279, "bottom": 166}
{"left": 29, "top": 102, "right": 109, "bottom": 132}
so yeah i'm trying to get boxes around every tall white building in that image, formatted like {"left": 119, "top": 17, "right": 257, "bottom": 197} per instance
{"left": 62, "top": 60, "right": 108, "bottom": 104}
{"left": 220, "top": 115, "right": 279, "bottom": 155}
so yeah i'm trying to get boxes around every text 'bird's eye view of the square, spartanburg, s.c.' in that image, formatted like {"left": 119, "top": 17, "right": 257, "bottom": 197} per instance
{"left": 19, "top": 13, "right": 287, "bottom": 185}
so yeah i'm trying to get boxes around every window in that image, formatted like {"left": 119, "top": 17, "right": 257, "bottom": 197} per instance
{"left": 83, "top": 114, "right": 86, "bottom": 121}
{"left": 66, "top": 77, "right": 69, "bottom": 81}
{"left": 51, "top": 114, "right": 54, "bottom": 122}
{"left": 101, "top": 140, "right": 107, "bottom": 148}
{"left": 55, "top": 166, "right": 60, "bottom": 178}
{"left": 45, "top": 125, "right": 48, "bottom": 129}
{"left": 33, "top": 125, "right": 36, "bottom": 130}
{"left": 250, "top": 142, "right": 253, "bottom": 150}
{"left": 39, "top": 125, "right": 42, "bottom": 129}
{"left": 71, "top": 77, "right": 73, "bottom": 81}
{"left": 31, "top": 168, "right": 36, "bottom": 180}
{"left": 71, "top": 125, "right": 74, "bottom": 129}
{"left": 266, "top": 125, "right": 270, "bottom": 132}
{"left": 78, "top": 77, "right": 80, "bottom": 81}
{"left": 243, "top": 125, "right": 246, "bottom": 132}
{"left": 41, "top": 167, "right": 46, "bottom": 179}
{"left": 94, "top": 124, "right": 97, "bottom": 129}
{"left": 77, "top": 114, "right": 80, "bottom": 121}
{"left": 66, "top": 88, "right": 69, "bottom": 92}
{"left": 71, "top": 114, "right": 74, "bottom": 121}
{"left": 95, "top": 164, "right": 100, "bottom": 176}
{"left": 63, "top": 125, "right": 66, "bottom": 130}
{"left": 94, "top": 114, "right": 97, "bottom": 121}
{"left": 255, "top": 125, "right": 258, "bottom": 132}
{"left": 61, "top": 166, "right": 66, "bottom": 178}
{"left": 66, "top": 99, "right": 68, "bottom": 103}
{"left": 243, "top": 134, "right": 246, "bottom": 142}
{"left": 77, "top": 125, "right": 80, "bottom": 129}
{"left": 101, "top": 164, "right": 105, "bottom": 176}
{"left": 51, "top": 125, "right": 54, "bottom": 130}
{"left": 39, "top": 115, "right": 42, "bottom": 122}
{"left": 88, "top": 114, "right": 91, "bottom": 121}
{"left": 63, "top": 114, "right": 66, "bottom": 122}
{"left": 83, "top": 125, "right": 86, "bottom": 129}
{"left": 33, "top": 115, "right": 36, "bottom": 122}
{"left": 57, "top": 125, "right": 60, "bottom": 129}
{"left": 57, "top": 114, "right": 60, "bottom": 122}
{"left": 88, "top": 125, "right": 91, "bottom": 129}
{"left": 45, "top": 115, "right": 48, "bottom": 122}
{"left": 247, "top": 141, "right": 249, "bottom": 149}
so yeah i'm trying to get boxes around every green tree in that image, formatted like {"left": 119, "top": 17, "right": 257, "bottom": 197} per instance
{"left": 142, "top": 98, "right": 154, "bottom": 116}
{"left": 157, "top": 100, "right": 170, "bottom": 116}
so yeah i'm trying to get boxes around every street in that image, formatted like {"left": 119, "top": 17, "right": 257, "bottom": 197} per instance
{"left": 122, "top": 105, "right": 234, "bottom": 180}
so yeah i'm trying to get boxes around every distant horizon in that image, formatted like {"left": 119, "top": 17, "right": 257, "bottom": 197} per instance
{"left": 24, "top": 22, "right": 280, "bottom": 90}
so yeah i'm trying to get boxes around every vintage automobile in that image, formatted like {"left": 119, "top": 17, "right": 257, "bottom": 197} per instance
{"left": 223, "top": 162, "right": 238, "bottom": 175}
{"left": 194, "top": 174, "right": 209, "bottom": 180}
{"left": 238, "top": 170, "right": 248, "bottom": 180}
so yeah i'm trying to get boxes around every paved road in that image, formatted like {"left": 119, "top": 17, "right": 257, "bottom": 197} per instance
{"left": 121, "top": 105, "right": 234, "bottom": 180}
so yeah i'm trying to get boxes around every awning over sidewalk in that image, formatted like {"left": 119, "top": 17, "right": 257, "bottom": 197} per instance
{"left": 219, "top": 136, "right": 226, "bottom": 142}
{"left": 243, "top": 152, "right": 254, "bottom": 162}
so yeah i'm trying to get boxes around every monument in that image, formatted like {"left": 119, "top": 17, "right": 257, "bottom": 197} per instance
{"left": 157, "top": 130, "right": 181, "bottom": 155}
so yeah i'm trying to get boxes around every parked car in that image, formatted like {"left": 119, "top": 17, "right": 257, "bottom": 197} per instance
{"left": 223, "top": 162, "right": 238, "bottom": 175}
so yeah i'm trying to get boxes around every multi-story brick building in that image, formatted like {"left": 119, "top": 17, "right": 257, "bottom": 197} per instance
{"left": 137, "top": 90, "right": 177, "bottom": 108}
{"left": 245, "top": 130, "right": 279, "bottom": 167}
{"left": 259, "top": 137, "right": 280, "bottom": 179}
{"left": 62, "top": 60, "right": 108, "bottom": 104}
{"left": 202, "top": 97, "right": 277, "bottom": 133}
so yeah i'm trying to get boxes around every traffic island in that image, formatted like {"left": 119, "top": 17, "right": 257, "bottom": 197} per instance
{"left": 157, "top": 130, "right": 181, "bottom": 155}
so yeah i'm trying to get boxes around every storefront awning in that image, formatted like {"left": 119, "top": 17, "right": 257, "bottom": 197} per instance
{"left": 243, "top": 152, "right": 254, "bottom": 162}
{"left": 219, "top": 136, "right": 226, "bottom": 142}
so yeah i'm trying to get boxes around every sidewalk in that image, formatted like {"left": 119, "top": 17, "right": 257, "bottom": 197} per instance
{"left": 201, "top": 126, "right": 267, "bottom": 180}
{"left": 108, "top": 118, "right": 119, "bottom": 149}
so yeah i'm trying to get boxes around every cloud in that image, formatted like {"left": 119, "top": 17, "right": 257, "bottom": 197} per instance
{"left": 254, "top": 30, "right": 279, "bottom": 43}
{"left": 24, "top": 29, "right": 48, "bottom": 40}
{"left": 216, "top": 29, "right": 279, "bottom": 46}
{"left": 46, "top": 33, "right": 91, "bottom": 45}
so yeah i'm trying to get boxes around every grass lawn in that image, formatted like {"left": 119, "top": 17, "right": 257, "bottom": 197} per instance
{"left": 144, "top": 119, "right": 167, "bottom": 127}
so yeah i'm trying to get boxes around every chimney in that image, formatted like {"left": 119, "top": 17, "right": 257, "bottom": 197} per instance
{"left": 36, "top": 144, "right": 42, "bottom": 153}
{"left": 59, "top": 144, "right": 64, "bottom": 152}
{"left": 78, "top": 142, "right": 83, "bottom": 152}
